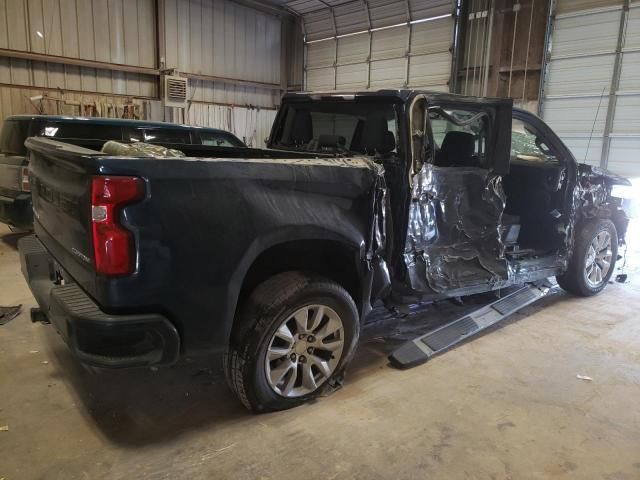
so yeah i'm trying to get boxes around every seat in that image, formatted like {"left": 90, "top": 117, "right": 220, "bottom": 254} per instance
{"left": 290, "top": 111, "right": 312, "bottom": 145}
{"left": 435, "top": 131, "right": 477, "bottom": 167}
{"left": 355, "top": 115, "right": 395, "bottom": 155}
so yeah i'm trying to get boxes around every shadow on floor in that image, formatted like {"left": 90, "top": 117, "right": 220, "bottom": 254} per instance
{"left": 1, "top": 229, "right": 31, "bottom": 250}
{"left": 39, "top": 287, "right": 568, "bottom": 448}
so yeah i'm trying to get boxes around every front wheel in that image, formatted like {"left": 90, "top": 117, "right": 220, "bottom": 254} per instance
{"left": 224, "top": 271, "right": 360, "bottom": 412}
{"left": 557, "top": 218, "right": 618, "bottom": 296}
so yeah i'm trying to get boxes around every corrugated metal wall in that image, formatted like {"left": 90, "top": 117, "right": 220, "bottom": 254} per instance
{"left": 541, "top": 0, "right": 640, "bottom": 177}
{"left": 0, "top": 0, "right": 158, "bottom": 97}
{"left": 163, "top": 0, "right": 282, "bottom": 108}
{"left": 303, "top": 0, "right": 455, "bottom": 91}
{"left": 1, "top": 0, "right": 291, "bottom": 127}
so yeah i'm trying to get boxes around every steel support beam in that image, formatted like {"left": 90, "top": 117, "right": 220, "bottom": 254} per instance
{"left": 0, "top": 48, "right": 160, "bottom": 76}
{"left": 600, "top": 0, "right": 629, "bottom": 169}
{"left": 0, "top": 48, "right": 283, "bottom": 92}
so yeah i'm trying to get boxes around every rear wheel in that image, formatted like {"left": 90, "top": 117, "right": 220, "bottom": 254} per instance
{"left": 225, "top": 271, "right": 359, "bottom": 412}
{"left": 557, "top": 219, "right": 618, "bottom": 296}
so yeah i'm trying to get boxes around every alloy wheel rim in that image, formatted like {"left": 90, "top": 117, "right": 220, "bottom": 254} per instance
{"left": 265, "top": 304, "right": 345, "bottom": 398}
{"left": 584, "top": 230, "right": 613, "bottom": 288}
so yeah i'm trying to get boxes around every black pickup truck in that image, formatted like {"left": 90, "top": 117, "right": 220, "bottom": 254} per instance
{"left": 19, "top": 90, "right": 631, "bottom": 412}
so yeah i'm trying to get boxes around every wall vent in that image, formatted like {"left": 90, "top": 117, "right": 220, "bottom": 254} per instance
{"left": 163, "top": 75, "right": 189, "bottom": 108}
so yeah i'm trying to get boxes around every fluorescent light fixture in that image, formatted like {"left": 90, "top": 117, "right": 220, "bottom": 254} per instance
{"left": 304, "top": 13, "right": 453, "bottom": 44}
{"left": 410, "top": 13, "right": 451, "bottom": 25}
{"left": 306, "top": 37, "right": 335, "bottom": 44}
{"left": 336, "top": 29, "right": 369, "bottom": 39}
{"left": 370, "top": 22, "right": 408, "bottom": 32}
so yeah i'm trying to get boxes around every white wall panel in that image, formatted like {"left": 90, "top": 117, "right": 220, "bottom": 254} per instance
{"left": 188, "top": 78, "right": 278, "bottom": 109}
{"left": 543, "top": 97, "right": 608, "bottom": 137}
{"left": 542, "top": 3, "right": 640, "bottom": 176}
{"left": 371, "top": 27, "right": 407, "bottom": 61}
{"left": 164, "top": 0, "right": 281, "bottom": 85}
{"left": 336, "top": 35, "right": 368, "bottom": 65}
{"left": 186, "top": 102, "right": 277, "bottom": 148}
{"left": 304, "top": 9, "right": 335, "bottom": 41}
{"left": 307, "top": 40, "right": 336, "bottom": 68}
{"left": 0, "top": 57, "right": 157, "bottom": 96}
{"left": 336, "top": 63, "right": 368, "bottom": 88}
{"left": 303, "top": 2, "right": 455, "bottom": 92}
{"left": 608, "top": 137, "right": 640, "bottom": 177}
{"left": 0, "top": 0, "right": 156, "bottom": 67}
{"left": 619, "top": 51, "right": 640, "bottom": 93}
{"left": 306, "top": 67, "right": 334, "bottom": 90}
{"left": 333, "top": 2, "right": 369, "bottom": 34}
{"left": 369, "top": 57, "right": 405, "bottom": 88}
{"left": 408, "top": 51, "right": 451, "bottom": 89}
{"left": 545, "top": 55, "right": 616, "bottom": 96}
{"left": 551, "top": 9, "right": 621, "bottom": 57}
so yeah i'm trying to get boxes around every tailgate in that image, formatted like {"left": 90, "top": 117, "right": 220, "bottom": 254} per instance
{"left": 26, "top": 138, "right": 100, "bottom": 281}
{"left": 0, "top": 154, "right": 26, "bottom": 197}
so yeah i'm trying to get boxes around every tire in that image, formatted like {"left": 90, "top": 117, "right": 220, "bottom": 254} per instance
{"left": 556, "top": 218, "right": 618, "bottom": 297}
{"left": 224, "top": 271, "right": 360, "bottom": 412}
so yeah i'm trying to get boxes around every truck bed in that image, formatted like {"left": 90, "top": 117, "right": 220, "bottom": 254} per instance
{"left": 24, "top": 137, "right": 383, "bottom": 357}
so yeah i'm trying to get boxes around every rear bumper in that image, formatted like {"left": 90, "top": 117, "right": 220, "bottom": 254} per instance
{"left": 18, "top": 235, "right": 180, "bottom": 368}
{"left": 0, "top": 192, "right": 33, "bottom": 229}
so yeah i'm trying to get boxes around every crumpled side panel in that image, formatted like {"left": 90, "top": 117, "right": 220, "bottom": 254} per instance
{"left": 404, "top": 164, "right": 508, "bottom": 293}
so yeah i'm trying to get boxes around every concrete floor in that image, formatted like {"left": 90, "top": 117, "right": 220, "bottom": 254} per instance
{"left": 1, "top": 222, "right": 640, "bottom": 480}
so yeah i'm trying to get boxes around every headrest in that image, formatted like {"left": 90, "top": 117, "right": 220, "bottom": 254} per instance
{"left": 318, "top": 134, "right": 346, "bottom": 149}
{"left": 382, "top": 131, "right": 395, "bottom": 154}
{"left": 291, "top": 110, "right": 312, "bottom": 145}
{"left": 361, "top": 115, "right": 394, "bottom": 154}
{"left": 440, "top": 131, "right": 476, "bottom": 166}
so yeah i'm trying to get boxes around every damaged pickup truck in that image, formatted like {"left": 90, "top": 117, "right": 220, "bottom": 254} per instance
{"left": 19, "top": 90, "right": 631, "bottom": 412}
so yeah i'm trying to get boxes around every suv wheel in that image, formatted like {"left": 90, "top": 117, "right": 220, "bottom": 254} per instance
{"left": 557, "top": 218, "right": 618, "bottom": 296}
{"left": 225, "top": 271, "right": 359, "bottom": 412}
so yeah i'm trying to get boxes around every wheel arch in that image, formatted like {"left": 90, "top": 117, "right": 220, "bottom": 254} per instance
{"left": 223, "top": 227, "right": 370, "bottom": 346}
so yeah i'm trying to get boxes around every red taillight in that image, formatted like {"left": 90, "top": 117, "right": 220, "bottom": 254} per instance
{"left": 21, "top": 166, "right": 30, "bottom": 192}
{"left": 91, "top": 176, "right": 144, "bottom": 276}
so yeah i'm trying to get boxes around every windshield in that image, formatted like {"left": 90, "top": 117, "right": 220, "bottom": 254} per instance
{"left": 272, "top": 100, "right": 398, "bottom": 155}
{"left": 0, "top": 119, "right": 29, "bottom": 156}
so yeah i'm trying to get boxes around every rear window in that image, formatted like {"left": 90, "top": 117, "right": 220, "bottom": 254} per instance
{"left": 35, "top": 122, "right": 123, "bottom": 141}
{"left": 126, "top": 128, "right": 191, "bottom": 144}
{"left": 199, "top": 131, "right": 244, "bottom": 147}
{"left": 0, "top": 119, "right": 30, "bottom": 155}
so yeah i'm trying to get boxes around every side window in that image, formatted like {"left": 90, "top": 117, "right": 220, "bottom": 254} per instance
{"left": 429, "top": 108, "right": 489, "bottom": 168}
{"left": 199, "top": 131, "right": 244, "bottom": 147}
{"left": 511, "top": 118, "right": 557, "bottom": 164}
{"left": 38, "top": 122, "right": 122, "bottom": 141}
{"left": 127, "top": 128, "right": 191, "bottom": 144}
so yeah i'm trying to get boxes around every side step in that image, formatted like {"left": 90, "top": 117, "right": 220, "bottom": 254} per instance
{"left": 388, "top": 283, "right": 552, "bottom": 369}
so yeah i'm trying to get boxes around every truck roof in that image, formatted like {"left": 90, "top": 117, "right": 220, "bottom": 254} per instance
{"left": 283, "top": 89, "right": 513, "bottom": 105}
{"left": 5, "top": 114, "right": 233, "bottom": 134}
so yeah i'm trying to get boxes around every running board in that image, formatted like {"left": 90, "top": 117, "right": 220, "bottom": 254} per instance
{"left": 388, "top": 283, "right": 552, "bottom": 369}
